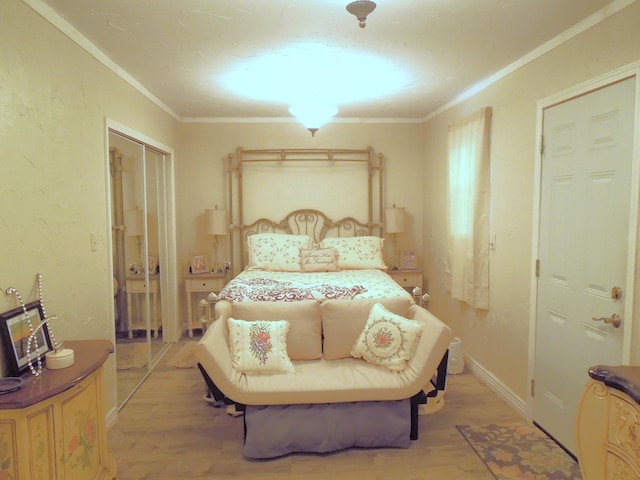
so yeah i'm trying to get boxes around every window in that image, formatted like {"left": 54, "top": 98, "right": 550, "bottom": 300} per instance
{"left": 447, "top": 107, "right": 492, "bottom": 309}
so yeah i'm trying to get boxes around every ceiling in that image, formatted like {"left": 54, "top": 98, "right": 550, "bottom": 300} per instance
{"left": 35, "top": 0, "right": 621, "bottom": 121}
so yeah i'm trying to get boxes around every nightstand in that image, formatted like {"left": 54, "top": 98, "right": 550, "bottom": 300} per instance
{"left": 388, "top": 269, "right": 423, "bottom": 295}
{"left": 126, "top": 275, "right": 160, "bottom": 339}
{"left": 185, "top": 272, "right": 227, "bottom": 337}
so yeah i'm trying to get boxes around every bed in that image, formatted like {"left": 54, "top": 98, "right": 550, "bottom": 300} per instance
{"left": 218, "top": 264, "right": 414, "bottom": 303}
{"left": 195, "top": 148, "right": 453, "bottom": 458}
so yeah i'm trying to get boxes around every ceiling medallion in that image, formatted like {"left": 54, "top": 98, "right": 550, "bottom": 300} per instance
{"left": 346, "top": 1, "right": 377, "bottom": 28}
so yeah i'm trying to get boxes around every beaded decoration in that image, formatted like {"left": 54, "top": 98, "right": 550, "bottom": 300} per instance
{"left": 5, "top": 274, "right": 60, "bottom": 377}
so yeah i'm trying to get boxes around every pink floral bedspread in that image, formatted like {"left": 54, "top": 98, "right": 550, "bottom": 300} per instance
{"left": 218, "top": 269, "right": 412, "bottom": 303}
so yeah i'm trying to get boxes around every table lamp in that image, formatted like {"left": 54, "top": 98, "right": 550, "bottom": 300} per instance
{"left": 125, "top": 206, "right": 145, "bottom": 273}
{"left": 207, "top": 205, "right": 228, "bottom": 272}
{"left": 384, "top": 204, "right": 405, "bottom": 270}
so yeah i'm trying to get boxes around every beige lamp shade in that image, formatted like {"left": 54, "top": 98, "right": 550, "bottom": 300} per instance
{"left": 124, "top": 207, "right": 144, "bottom": 236}
{"left": 385, "top": 206, "right": 405, "bottom": 234}
{"left": 207, "top": 206, "right": 228, "bottom": 236}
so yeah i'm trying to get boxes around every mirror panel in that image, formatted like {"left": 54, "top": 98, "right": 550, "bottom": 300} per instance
{"left": 109, "top": 132, "right": 170, "bottom": 408}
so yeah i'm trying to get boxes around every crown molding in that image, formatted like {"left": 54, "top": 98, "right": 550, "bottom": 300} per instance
{"left": 23, "top": 0, "right": 181, "bottom": 121}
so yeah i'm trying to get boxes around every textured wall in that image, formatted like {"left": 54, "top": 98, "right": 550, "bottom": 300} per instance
{"left": 421, "top": 1, "right": 640, "bottom": 403}
{"left": 0, "top": 2, "right": 177, "bottom": 414}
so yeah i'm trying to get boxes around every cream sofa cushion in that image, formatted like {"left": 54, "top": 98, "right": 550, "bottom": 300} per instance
{"left": 230, "top": 300, "right": 322, "bottom": 360}
{"left": 321, "top": 297, "right": 412, "bottom": 360}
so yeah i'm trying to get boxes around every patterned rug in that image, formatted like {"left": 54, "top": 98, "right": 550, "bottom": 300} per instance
{"left": 456, "top": 423, "right": 582, "bottom": 479}
{"left": 116, "top": 343, "right": 148, "bottom": 370}
{"left": 165, "top": 341, "right": 199, "bottom": 368}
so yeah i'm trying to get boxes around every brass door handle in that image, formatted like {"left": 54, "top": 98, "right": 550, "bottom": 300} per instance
{"left": 592, "top": 313, "right": 622, "bottom": 328}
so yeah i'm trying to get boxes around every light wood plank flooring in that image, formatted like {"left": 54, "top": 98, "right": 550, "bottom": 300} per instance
{"left": 108, "top": 342, "right": 524, "bottom": 479}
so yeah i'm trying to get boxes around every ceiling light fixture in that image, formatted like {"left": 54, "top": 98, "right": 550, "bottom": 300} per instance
{"left": 289, "top": 103, "right": 338, "bottom": 137}
{"left": 346, "top": 0, "right": 376, "bottom": 28}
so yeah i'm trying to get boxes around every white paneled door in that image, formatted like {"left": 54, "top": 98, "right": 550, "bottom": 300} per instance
{"left": 535, "top": 77, "right": 635, "bottom": 454}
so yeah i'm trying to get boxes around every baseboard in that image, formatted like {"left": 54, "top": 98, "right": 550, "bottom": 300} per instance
{"left": 463, "top": 353, "right": 527, "bottom": 418}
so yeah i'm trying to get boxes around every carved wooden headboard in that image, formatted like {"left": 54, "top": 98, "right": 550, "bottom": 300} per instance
{"left": 227, "top": 147, "right": 384, "bottom": 274}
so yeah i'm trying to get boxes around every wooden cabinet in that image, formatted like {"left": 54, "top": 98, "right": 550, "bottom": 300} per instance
{"left": 576, "top": 365, "right": 640, "bottom": 479}
{"left": 0, "top": 340, "right": 115, "bottom": 479}
{"left": 185, "top": 273, "right": 227, "bottom": 336}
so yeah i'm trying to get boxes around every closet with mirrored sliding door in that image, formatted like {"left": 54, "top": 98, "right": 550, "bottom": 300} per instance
{"left": 107, "top": 123, "right": 178, "bottom": 409}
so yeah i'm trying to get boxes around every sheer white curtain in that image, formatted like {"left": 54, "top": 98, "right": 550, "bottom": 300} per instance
{"left": 447, "top": 107, "right": 492, "bottom": 310}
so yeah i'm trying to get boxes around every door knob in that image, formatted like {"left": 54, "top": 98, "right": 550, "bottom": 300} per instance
{"left": 592, "top": 313, "right": 622, "bottom": 328}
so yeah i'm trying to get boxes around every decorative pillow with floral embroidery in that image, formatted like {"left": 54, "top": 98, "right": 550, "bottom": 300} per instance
{"left": 320, "top": 236, "right": 386, "bottom": 270}
{"left": 228, "top": 318, "right": 295, "bottom": 374}
{"left": 248, "top": 233, "right": 313, "bottom": 271}
{"left": 299, "top": 247, "right": 339, "bottom": 272}
{"left": 351, "top": 303, "right": 424, "bottom": 371}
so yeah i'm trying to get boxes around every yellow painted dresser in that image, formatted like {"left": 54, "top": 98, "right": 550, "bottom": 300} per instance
{"left": 0, "top": 340, "right": 116, "bottom": 479}
{"left": 576, "top": 365, "right": 640, "bottom": 480}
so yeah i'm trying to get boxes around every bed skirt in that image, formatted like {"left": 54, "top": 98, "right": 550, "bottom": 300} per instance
{"left": 243, "top": 399, "right": 411, "bottom": 459}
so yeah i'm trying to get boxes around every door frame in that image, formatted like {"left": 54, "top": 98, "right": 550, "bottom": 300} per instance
{"left": 527, "top": 61, "right": 640, "bottom": 420}
{"left": 103, "top": 118, "right": 180, "bottom": 343}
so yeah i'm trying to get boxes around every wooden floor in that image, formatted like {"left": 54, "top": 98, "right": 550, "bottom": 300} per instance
{"left": 108, "top": 342, "right": 524, "bottom": 479}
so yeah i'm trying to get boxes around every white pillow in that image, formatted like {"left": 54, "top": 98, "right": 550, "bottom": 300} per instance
{"left": 248, "top": 233, "right": 313, "bottom": 271}
{"left": 320, "top": 236, "right": 386, "bottom": 270}
{"left": 228, "top": 318, "right": 295, "bottom": 374}
{"left": 299, "top": 247, "right": 339, "bottom": 272}
{"left": 351, "top": 303, "right": 424, "bottom": 371}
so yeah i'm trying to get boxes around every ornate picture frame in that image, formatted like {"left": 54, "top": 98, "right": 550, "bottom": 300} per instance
{"left": 0, "top": 301, "right": 53, "bottom": 376}
{"left": 190, "top": 253, "right": 208, "bottom": 274}
{"left": 400, "top": 249, "right": 418, "bottom": 270}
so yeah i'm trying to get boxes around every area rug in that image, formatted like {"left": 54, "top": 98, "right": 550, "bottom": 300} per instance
{"left": 116, "top": 343, "right": 148, "bottom": 370}
{"left": 456, "top": 423, "right": 582, "bottom": 479}
{"left": 165, "top": 341, "right": 199, "bottom": 368}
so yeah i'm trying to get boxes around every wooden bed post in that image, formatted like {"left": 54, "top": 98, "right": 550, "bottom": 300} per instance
{"left": 378, "top": 151, "right": 384, "bottom": 236}
{"left": 227, "top": 152, "right": 235, "bottom": 275}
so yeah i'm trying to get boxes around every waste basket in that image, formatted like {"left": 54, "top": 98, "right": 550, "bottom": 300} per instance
{"left": 448, "top": 337, "right": 464, "bottom": 374}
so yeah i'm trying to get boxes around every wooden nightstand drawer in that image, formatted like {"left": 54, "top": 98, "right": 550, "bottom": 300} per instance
{"left": 391, "top": 272, "right": 422, "bottom": 286}
{"left": 388, "top": 270, "right": 422, "bottom": 288}
{"left": 185, "top": 277, "right": 224, "bottom": 291}
{"left": 126, "top": 276, "right": 158, "bottom": 293}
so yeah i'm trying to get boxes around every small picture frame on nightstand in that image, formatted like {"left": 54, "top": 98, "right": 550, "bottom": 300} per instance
{"left": 400, "top": 249, "right": 417, "bottom": 270}
{"left": 190, "top": 253, "right": 208, "bottom": 274}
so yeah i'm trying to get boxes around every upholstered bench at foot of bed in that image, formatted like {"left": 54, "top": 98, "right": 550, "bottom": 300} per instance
{"left": 195, "top": 303, "right": 453, "bottom": 405}
{"left": 194, "top": 302, "right": 454, "bottom": 457}
{"left": 198, "top": 352, "right": 448, "bottom": 458}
